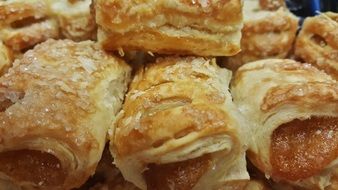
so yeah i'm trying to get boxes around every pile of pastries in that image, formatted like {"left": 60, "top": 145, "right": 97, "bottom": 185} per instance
{"left": 0, "top": 0, "right": 337, "bottom": 190}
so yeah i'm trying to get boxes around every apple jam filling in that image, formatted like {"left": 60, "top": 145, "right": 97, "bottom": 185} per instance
{"left": 271, "top": 117, "right": 338, "bottom": 181}
{"left": 0, "top": 149, "right": 66, "bottom": 186}
{"left": 144, "top": 154, "right": 211, "bottom": 190}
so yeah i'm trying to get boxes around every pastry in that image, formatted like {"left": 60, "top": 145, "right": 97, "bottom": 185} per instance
{"left": 94, "top": 0, "right": 243, "bottom": 56}
{"left": 0, "top": 0, "right": 97, "bottom": 53}
{"left": 259, "top": 0, "right": 285, "bottom": 10}
{"left": 111, "top": 57, "right": 249, "bottom": 190}
{"left": 224, "top": 0, "right": 298, "bottom": 70}
{"left": 295, "top": 12, "right": 338, "bottom": 80}
{"left": 0, "top": 39, "right": 131, "bottom": 189}
{"left": 0, "top": 41, "right": 13, "bottom": 75}
{"left": 0, "top": 0, "right": 59, "bottom": 52}
{"left": 231, "top": 59, "right": 338, "bottom": 189}
{"left": 48, "top": 0, "right": 97, "bottom": 41}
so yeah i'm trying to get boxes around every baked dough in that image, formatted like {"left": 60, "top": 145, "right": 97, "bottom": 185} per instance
{"left": 259, "top": 0, "right": 285, "bottom": 10}
{"left": 224, "top": 0, "right": 298, "bottom": 70}
{"left": 295, "top": 12, "right": 338, "bottom": 80}
{"left": 0, "top": 0, "right": 59, "bottom": 52}
{"left": 111, "top": 57, "right": 249, "bottom": 190}
{"left": 95, "top": 0, "right": 243, "bottom": 56}
{"left": 231, "top": 59, "right": 338, "bottom": 190}
{"left": 0, "top": 0, "right": 96, "bottom": 52}
{"left": 0, "top": 39, "right": 131, "bottom": 189}
{"left": 48, "top": 0, "right": 97, "bottom": 41}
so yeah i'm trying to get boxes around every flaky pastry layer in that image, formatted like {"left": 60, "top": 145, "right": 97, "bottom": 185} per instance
{"left": 224, "top": 0, "right": 298, "bottom": 70}
{"left": 295, "top": 12, "right": 338, "bottom": 80}
{"left": 95, "top": 0, "right": 243, "bottom": 56}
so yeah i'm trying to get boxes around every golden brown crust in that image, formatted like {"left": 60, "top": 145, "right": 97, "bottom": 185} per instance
{"left": 95, "top": 0, "right": 243, "bottom": 56}
{"left": 111, "top": 56, "right": 249, "bottom": 190}
{"left": 224, "top": 1, "right": 298, "bottom": 70}
{"left": 295, "top": 12, "right": 338, "bottom": 80}
{"left": 233, "top": 59, "right": 324, "bottom": 87}
{"left": 0, "top": 39, "right": 131, "bottom": 189}
{"left": 115, "top": 57, "right": 234, "bottom": 157}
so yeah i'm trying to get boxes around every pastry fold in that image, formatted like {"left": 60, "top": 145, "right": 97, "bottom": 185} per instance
{"left": 0, "top": 39, "right": 131, "bottom": 189}
{"left": 231, "top": 59, "right": 338, "bottom": 190}
{"left": 111, "top": 57, "right": 249, "bottom": 190}
{"left": 295, "top": 12, "right": 338, "bottom": 80}
{"left": 224, "top": 0, "right": 298, "bottom": 70}
{"left": 95, "top": 0, "right": 243, "bottom": 56}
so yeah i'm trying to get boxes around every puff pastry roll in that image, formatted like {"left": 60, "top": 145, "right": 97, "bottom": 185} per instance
{"left": 231, "top": 59, "right": 338, "bottom": 190}
{"left": 0, "top": 0, "right": 59, "bottom": 52}
{"left": 295, "top": 12, "right": 338, "bottom": 80}
{"left": 0, "top": 39, "right": 131, "bottom": 189}
{"left": 224, "top": 0, "right": 298, "bottom": 70}
{"left": 48, "top": 0, "right": 97, "bottom": 41}
{"left": 111, "top": 57, "right": 249, "bottom": 190}
{"left": 95, "top": 0, "right": 243, "bottom": 56}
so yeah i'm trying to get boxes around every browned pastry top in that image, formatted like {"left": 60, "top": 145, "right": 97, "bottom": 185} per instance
{"left": 261, "top": 82, "right": 338, "bottom": 112}
{"left": 295, "top": 12, "right": 338, "bottom": 80}
{"left": 0, "top": 39, "right": 105, "bottom": 147}
{"left": 114, "top": 57, "right": 232, "bottom": 157}
{"left": 224, "top": 0, "right": 298, "bottom": 70}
